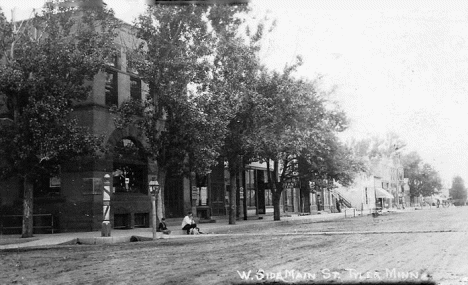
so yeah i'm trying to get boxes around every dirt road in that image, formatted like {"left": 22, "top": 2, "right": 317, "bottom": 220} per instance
{"left": 1, "top": 206, "right": 467, "bottom": 284}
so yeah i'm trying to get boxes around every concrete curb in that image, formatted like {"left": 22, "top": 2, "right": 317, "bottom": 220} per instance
{"left": 76, "top": 236, "right": 131, "bottom": 245}
{"left": 0, "top": 209, "right": 424, "bottom": 249}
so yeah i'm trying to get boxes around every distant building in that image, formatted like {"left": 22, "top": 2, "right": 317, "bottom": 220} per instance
{"left": 336, "top": 154, "right": 408, "bottom": 211}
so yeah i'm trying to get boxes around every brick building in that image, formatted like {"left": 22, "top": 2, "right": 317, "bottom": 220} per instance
{"left": 0, "top": 22, "right": 167, "bottom": 232}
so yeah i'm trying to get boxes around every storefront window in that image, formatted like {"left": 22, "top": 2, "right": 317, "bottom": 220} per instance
{"left": 285, "top": 188, "right": 293, "bottom": 211}
{"left": 265, "top": 189, "right": 273, "bottom": 206}
{"left": 112, "top": 163, "right": 145, "bottom": 193}
{"left": 35, "top": 175, "right": 61, "bottom": 197}
{"left": 113, "top": 138, "right": 147, "bottom": 194}
{"left": 247, "top": 189, "right": 256, "bottom": 207}
{"left": 199, "top": 187, "right": 208, "bottom": 206}
{"left": 246, "top": 169, "right": 256, "bottom": 207}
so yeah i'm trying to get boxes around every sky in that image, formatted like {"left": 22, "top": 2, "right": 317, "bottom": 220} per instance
{"left": 2, "top": 0, "right": 468, "bottom": 186}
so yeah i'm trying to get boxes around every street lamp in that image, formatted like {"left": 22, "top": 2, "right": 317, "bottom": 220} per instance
{"left": 149, "top": 179, "right": 160, "bottom": 240}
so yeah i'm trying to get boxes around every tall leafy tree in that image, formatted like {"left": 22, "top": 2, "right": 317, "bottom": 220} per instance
{"left": 420, "top": 164, "right": 442, "bottom": 197}
{"left": 348, "top": 132, "right": 406, "bottom": 164}
{"left": 209, "top": 9, "right": 268, "bottom": 224}
{"left": 449, "top": 176, "right": 466, "bottom": 205}
{"left": 402, "top": 152, "right": 442, "bottom": 198}
{"left": 402, "top": 151, "right": 423, "bottom": 198}
{"left": 302, "top": 134, "right": 365, "bottom": 190}
{"left": 113, "top": 4, "right": 253, "bottom": 222}
{"left": 0, "top": 3, "right": 118, "bottom": 237}
{"left": 252, "top": 64, "right": 349, "bottom": 221}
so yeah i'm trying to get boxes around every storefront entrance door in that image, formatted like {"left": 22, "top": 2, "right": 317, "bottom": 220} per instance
{"left": 211, "top": 182, "right": 225, "bottom": 216}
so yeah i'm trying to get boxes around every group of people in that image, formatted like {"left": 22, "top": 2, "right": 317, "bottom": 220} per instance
{"left": 158, "top": 212, "right": 203, "bottom": 235}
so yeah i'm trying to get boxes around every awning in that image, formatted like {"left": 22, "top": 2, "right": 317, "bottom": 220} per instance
{"left": 375, "top": 188, "right": 394, "bottom": 199}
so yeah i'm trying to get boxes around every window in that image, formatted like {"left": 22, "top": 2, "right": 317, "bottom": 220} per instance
{"left": 35, "top": 175, "right": 61, "bottom": 197}
{"left": 199, "top": 187, "right": 208, "bottom": 206}
{"left": 126, "top": 54, "right": 139, "bottom": 74}
{"left": 284, "top": 188, "right": 294, "bottom": 211}
{"left": 105, "top": 70, "right": 118, "bottom": 106}
{"left": 245, "top": 169, "right": 256, "bottom": 207}
{"left": 112, "top": 163, "right": 145, "bottom": 193}
{"left": 247, "top": 188, "right": 256, "bottom": 207}
{"left": 113, "top": 213, "right": 130, "bottom": 229}
{"left": 130, "top": 77, "right": 141, "bottom": 101}
{"left": 134, "top": 213, "right": 149, "bottom": 228}
{"left": 260, "top": 170, "right": 272, "bottom": 206}
{"left": 112, "top": 138, "right": 147, "bottom": 194}
{"left": 106, "top": 54, "right": 119, "bottom": 68}
{"left": 263, "top": 170, "right": 269, "bottom": 183}
{"left": 82, "top": 178, "right": 102, "bottom": 195}
{"left": 265, "top": 189, "right": 273, "bottom": 206}
{"left": 0, "top": 94, "right": 11, "bottom": 118}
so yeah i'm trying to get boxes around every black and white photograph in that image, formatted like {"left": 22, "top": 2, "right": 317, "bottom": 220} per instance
{"left": 1, "top": 0, "right": 468, "bottom": 284}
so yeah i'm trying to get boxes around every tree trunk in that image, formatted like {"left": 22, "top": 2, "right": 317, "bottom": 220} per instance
{"left": 272, "top": 189, "right": 281, "bottom": 221}
{"left": 266, "top": 160, "right": 282, "bottom": 221}
{"left": 22, "top": 178, "right": 34, "bottom": 238}
{"left": 236, "top": 172, "right": 240, "bottom": 219}
{"left": 229, "top": 168, "right": 237, "bottom": 225}
{"left": 268, "top": 160, "right": 285, "bottom": 221}
{"left": 240, "top": 157, "right": 247, "bottom": 220}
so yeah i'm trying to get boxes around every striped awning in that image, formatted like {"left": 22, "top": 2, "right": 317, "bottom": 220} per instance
{"left": 375, "top": 188, "right": 394, "bottom": 199}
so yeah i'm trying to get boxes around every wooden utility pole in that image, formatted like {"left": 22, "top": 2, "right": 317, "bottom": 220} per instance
{"left": 228, "top": 161, "right": 237, "bottom": 224}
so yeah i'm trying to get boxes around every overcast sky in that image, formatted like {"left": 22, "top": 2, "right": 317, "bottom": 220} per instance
{"left": 2, "top": 0, "right": 468, "bottom": 186}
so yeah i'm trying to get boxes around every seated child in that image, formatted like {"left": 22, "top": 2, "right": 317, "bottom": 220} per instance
{"left": 158, "top": 218, "right": 171, "bottom": 234}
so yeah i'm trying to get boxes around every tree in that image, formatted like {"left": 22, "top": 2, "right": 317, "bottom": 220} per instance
{"left": 209, "top": 9, "right": 268, "bottom": 224}
{"left": 112, "top": 4, "right": 254, "bottom": 223}
{"left": 419, "top": 163, "right": 442, "bottom": 197}
{"left": 0, "top": 4, "right": 118, "bottom": 237}
{"left": 402, "top": 151, "right": 423, "bottom": 198}
{"left": 302, "top": 134, "right": 365, "bottom": 189}
{"left": 348, "top": 132, "right": 406, "bottom": 165}
{"left": 450, "top": 176, "right": 467, "bottom": 205}
{"left": 252, "top": 64, "right": 349, "bottom": 221}
{"left": 402, "top": 152, "right": 442, "bottom": 198}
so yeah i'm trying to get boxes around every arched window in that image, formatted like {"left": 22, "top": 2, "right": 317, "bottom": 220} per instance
{"left": 112, "top": 138, "right": 147, "bottom": 194}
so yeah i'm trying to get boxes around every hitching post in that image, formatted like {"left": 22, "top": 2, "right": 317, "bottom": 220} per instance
{"left": 149, "top": 179, "right": 160, "bottom": 240}
{"left": 102, "top": 174, "right": 111, "bottom": 237}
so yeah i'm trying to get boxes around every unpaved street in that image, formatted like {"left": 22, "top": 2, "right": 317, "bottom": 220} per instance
{"left": 1, "top": 207, "right": 468, "bottom": 284}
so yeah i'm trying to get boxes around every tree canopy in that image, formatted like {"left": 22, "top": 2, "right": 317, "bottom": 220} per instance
{"left": 449, "top": 176, "right": 467, "bottom": 205}
{"left": 248, "top": 63, "right": 357, "bottom": 220}
{"left": 110, "top": 3, "right": 267, "bottom": 224}
{"left": 113, "top": 4, "right": 256, "bottom": 177}
{"left": 402, "top": 151, "right": 442, "bottom": 198}
{"left": 0, "top": 4, "right": 119, "bottom": 237}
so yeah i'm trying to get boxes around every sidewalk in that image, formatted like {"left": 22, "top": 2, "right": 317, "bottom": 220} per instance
{"left": 0, "top": 208, "right": 415, "bottom": 250}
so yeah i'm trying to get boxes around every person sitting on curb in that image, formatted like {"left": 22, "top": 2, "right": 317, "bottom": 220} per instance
{"left": 181, "top": 212, "right": 203, "bottom": 234}
{"left": 158, "top": 218, "right": 171, "bottom": 235}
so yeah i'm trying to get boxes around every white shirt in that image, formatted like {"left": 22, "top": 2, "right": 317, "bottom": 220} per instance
{"left": 181, "top": 215, "right": 194, "bottom": 228}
